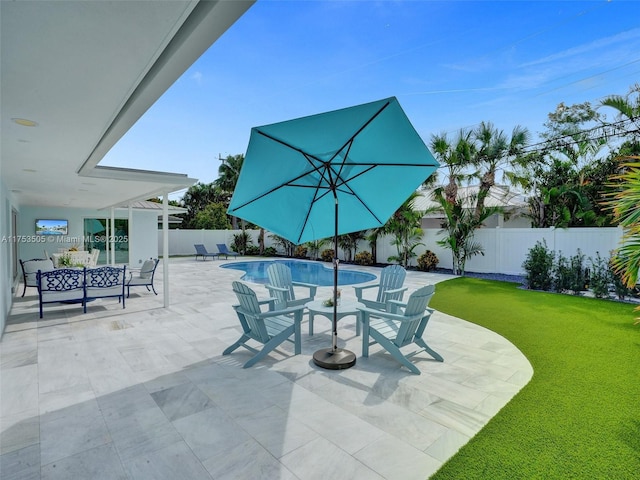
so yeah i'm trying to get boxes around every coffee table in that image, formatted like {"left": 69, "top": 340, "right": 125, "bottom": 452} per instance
{"left": 305, "top": 299, "right": 365, "bottom": 336}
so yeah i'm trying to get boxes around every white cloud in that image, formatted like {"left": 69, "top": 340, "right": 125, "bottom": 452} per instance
{"left": 191, "top": 71, "right": 204, "bottom": 85}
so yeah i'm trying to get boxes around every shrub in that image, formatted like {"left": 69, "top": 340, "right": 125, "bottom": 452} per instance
{"left": 610, "top": 254, "right": 632, "bottom": 300}
{"left": 245, "top": 245, "right": 260, "bottom": 256}
{"left": 522, "top": 240, "right": 555, "bottom": 290}
{"left": 294, "top": 246, "right": 308, "bottom": 258}
{"left": 354, "top": 251, "right": 373, "bottom": 266}
{"left": 588, "top": 252, "right": 611, "bottom": 299}
{"left": 232, "top": 231, "right": 253, "bottom": 255}
{"left": 567, "top": 250, "right": 588, "bottom": 295}
{"left": 321, "top": 249, "right": 334, "bottom": 262}
{"left": 552, "top": 252, "right": 571, "bottom": 293}
{"left": 417, "top": 250, "right": 439, "bottom": 271}
{"left": 262, "top": 246, "right": 277, "bottom": 257}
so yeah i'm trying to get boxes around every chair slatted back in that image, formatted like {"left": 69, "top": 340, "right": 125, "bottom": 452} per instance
{"left": 377, "top": 265, "right": 406, "bottom": 303}
{"left": 232, "top": 281, "right": 269, "bottom": 343}
{"left": 395, "top": 284, "right": 435, "bottom": 347}
{"left": 194, "top": 244, "right": 208, "bottom": 255}
{"left": 267, "top": 263, "right": 295, "bottom": 302}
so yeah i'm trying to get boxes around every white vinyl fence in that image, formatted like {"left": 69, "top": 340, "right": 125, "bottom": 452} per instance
{"left": 160, "top": 227, "right": 624, "bottom": 276}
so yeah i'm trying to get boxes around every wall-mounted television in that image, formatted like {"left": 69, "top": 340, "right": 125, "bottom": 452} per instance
{"left": 35, "top": 219, "right": 68, "bottom": 235}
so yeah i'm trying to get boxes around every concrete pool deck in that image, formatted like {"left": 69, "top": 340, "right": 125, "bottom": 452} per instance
{"left": 1, "top": 257, "right": 533, "bottom": 479}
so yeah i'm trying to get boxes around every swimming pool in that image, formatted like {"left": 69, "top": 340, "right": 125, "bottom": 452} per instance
{"left": 220, "top": 259, "right": 377, "bottom": 286}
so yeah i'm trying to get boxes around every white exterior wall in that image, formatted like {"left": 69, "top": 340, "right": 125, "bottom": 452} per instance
{"left": 129, "top": 210, "right": 160, "bottom": 267}
{"left": 0, "top": 177, "right": 15, "bottom": 336}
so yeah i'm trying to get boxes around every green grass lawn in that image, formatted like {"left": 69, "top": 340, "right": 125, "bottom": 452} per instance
{"left": 429, "top": 277, "right": 640, "bottom": 479}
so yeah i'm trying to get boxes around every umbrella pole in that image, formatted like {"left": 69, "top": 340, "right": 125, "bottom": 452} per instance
{"left": 312, "top": 196, "right": 356, "bottom": 370}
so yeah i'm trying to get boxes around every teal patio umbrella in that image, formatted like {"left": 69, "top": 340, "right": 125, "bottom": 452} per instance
{"left": 228, "top": 97, "right": 439, "bottom": 369}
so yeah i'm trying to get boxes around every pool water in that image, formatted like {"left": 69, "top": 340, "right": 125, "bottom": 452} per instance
{"left": 220, "top": 259, "right": 376, "bottom": 286}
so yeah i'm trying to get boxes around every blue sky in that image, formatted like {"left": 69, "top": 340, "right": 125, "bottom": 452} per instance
{"left": 102, "top": 0, "right": 640, "bottom": 198}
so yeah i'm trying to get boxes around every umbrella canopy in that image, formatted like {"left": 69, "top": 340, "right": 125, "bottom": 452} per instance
{"left": 228, "top": 97, "right": 439, "bottom": 369}
{"left": 228, "top": 97, "right": 439, "bottom": 245}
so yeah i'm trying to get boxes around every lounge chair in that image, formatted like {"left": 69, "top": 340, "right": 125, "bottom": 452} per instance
{"left": 358, "top": 284, "right": 443, "bottom": 374}
{"left": 216, "top": 243, "right": 239, "bottom": 259}
{"left": 265, "top": 263, "right": 317, "bottom": 310}
{"left": 194, "top": 244, "right": 218, "bottom": 261}
{"left": 126, "top": 258, "right": 159, "bottom": 297}
{"left": 20, "top": 258, "right": 54, "bottom": 297}
{"left": 354, "top": 264, "right": 407, "bottom": 310}
{"left": 223, "top": 281, "right": 304, "bottom": 368}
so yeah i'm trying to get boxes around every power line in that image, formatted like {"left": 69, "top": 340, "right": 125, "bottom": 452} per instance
{"left": 520, "top": 118, "right": 638, "bottom": 155}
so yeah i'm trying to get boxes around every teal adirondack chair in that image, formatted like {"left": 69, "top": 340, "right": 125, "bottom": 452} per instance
{"left": 223, "top": 281, "right": 305, "bottom": 368}
{"left": 265, "top": 263, "right": 317, "bottom": 310}
{"left": 358, "top": 284, "right": 443, "bottom": 374}
{"left": 354, "top": 264, "right": 408, "bottom": 310}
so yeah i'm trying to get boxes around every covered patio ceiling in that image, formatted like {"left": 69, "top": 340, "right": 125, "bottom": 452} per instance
{"left": 1, "top": 0, "right": 254, "bottom": 210}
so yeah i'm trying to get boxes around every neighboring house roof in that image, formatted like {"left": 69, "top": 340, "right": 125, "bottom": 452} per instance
{"left": 116, "top": 200, "right": 187, "bottom": 214}
{"left": 414, "top": 185, "right": 529, "bottom": 217}
{"left": 1, "top": 1, "right": 254, "bottom": 210}
{"left": 158, "top": 215, "right": 185, "bottom": 226}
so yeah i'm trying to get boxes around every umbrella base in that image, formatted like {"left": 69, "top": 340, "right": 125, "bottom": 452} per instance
{"left": 312, "top": 347, "right": 356, "bottom": 370}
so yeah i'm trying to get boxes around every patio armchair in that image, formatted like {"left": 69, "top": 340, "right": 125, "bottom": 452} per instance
{"left": 20, "top": 258, "right": 54, "bottom": 297}
{"left": 126, "top": 258, "right": 159, "bottom": 297}
{"left": 265, "top": 262, "right": 317, "bottom": 310}
{"left": 194, "top": 244, "right": 218, "bottom": 261}
{"left": 358, "top": 284, "right": 443, "bottom": 374}
{"left": 354, "top": 264, "right": 407, "bottom": 310}
{"left": 216, "top": 243, "right": 239, "bottom": 259}
{"left": 223, "top": 281, "right": 304, "bottom": 368}
{"left": 85, "top": 265, "right": 126, "bottom": 311}
{"left": 88, "top": 248, "right": 100, "bottom": 267}
{"left": 37, "top": 268, "right": 85, "bottom": 318}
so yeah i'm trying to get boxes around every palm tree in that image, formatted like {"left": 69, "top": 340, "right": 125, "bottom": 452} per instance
{"left": 430, "top": 129, "right": 474, "bottom": 204}
{"left": 600, "top": 83, "right": 640, "bottom": 133}
{"left": 608, "top": 156, "right": 640, "bottom": 288}
{"left": 214, "top": 154, "right": 245, "bottom": 231}
{"left": 383, "top": 192, "right": 424, "bottom": 267}
{"left": 472, "top": 121, "right": 529, "bottom": 221}
{"left": 431, "top": 187, "right": 503, "bottom": 276}
{"left": 214, "top": 154, "right": 244, "bottom": 192}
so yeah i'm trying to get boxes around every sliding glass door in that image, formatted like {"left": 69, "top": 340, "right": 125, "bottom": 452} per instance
{"left": 83, "top": 218, "right": 129, "bottom": 264}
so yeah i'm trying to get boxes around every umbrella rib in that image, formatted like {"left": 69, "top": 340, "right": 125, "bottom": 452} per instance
{"left": 332, "top": 166, "right": 386, "bottom": 225}
{"left": 256, "top": 129, "right": 325, "bottom": 163}
{"left": 231, "top": 166, "right": 325, "bottom": 211}
{"left": 328, "top": 101, "right": 391, "bottom": 167}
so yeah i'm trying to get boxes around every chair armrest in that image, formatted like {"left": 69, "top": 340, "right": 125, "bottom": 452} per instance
{"left": 292, "top": 281, "right": 317, "bottom": 296}
{"left": 386, "top": 299, "right": 407, "bottom": 308}
{"left": 353, "top": 283, "right": 379, "bottom": 293}
{"left": 292, "top": 281, "right": 317, "bottom": 289}
{"left": 257, "top": 297, "right": 277, "bottom": 310}
{"left": 383, "top": 286, "right": 408, "bottom": 296}
{"left": 357, "top": 305, "right": 421, "bottom": 323}
{"left": 257, "top": 304, "right": 306, "bottom": 319}
{"left": 265, "top": 285, "right": 288, "bottom": 293}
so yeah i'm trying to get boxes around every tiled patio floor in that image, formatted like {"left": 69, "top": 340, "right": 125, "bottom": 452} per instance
{"left": 1, "top": 257, "right": 532, "bottom": 479}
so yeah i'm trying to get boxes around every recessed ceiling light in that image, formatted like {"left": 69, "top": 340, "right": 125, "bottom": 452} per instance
{"left": 12, "top": 118, "right": 38, "bottom": 127}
